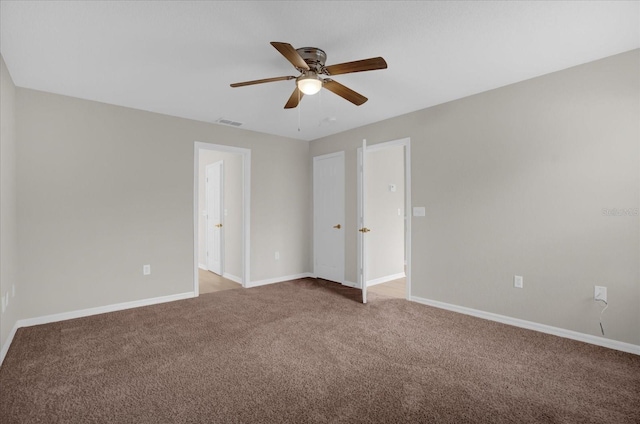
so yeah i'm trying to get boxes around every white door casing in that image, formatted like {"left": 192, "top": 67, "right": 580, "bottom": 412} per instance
{"left": 358, "top": 139, "right": 369, "bottom": 304}
{"left": 313, "top": 152, "right": 345, "bottom": 284}
{"left": 206, "top": 161, "right": 224, "bottom": 275}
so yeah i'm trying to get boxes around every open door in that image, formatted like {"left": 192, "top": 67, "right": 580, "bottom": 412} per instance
{"left": 356, "top": 138, "right": 412, "bottom": 303}
{"left": 206, "top": 161, "right": 224, "bottom": 275}
{"left": 358, "top": 139, "right": 370, "bottom": 303}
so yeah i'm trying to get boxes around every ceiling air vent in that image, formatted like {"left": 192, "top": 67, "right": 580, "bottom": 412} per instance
{"left": 215, "top": 118, "right": 243, "bottom": 127}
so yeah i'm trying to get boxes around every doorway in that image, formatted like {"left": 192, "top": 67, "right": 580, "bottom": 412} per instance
{"left": 194, "top": 142, "right": 251, "bottom": 296}
{"left": 358, "top": 138, "right": 411, "bottom": 303}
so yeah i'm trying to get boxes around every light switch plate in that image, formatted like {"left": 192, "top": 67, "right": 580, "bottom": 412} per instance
{"left": 413, "top": 207, "right": 426, "bottom": 217}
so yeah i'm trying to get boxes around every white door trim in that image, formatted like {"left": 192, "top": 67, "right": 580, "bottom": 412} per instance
{"left": 357, "top": 137, "right": 412, "bottom": 300}
{"left": 359, "top": 139, "right": 368, "bottom": 303}
{"left": 313, "top": 151, "right": 346, "bottom": 284}
{"left": 194, "top": 142, "right": 251, "bottom": 295}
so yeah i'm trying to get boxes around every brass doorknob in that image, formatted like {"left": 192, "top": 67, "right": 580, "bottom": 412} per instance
{"left": 333, "top": 224, "right": 341, "bottom": 229}
{"left": 215, "top": 223, "right": 223, "bottom": 228}
{"left": 358, "top": 227, "right": 371, "bottom": 233}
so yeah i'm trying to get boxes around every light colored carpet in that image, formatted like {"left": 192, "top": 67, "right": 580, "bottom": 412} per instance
{"left": 1, "top": 278, "right": 638, "bottom": 423}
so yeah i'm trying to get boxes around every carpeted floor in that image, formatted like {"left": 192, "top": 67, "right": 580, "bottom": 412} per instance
{"left": 1, "top": 278, "right": 638, "bottom": 423}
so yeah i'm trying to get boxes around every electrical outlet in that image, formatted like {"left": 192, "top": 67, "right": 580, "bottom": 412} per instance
{"left": 594, "top": 286, "right": 607, "bottom": 302}
{"left": 275, "top": 251, "right": 280, "bottom": 260}
{"left": 514, "top": 275, "right": 523, "bottom": 289}
{"left": 143, "top": 265, "right": 151, "bottom": 275}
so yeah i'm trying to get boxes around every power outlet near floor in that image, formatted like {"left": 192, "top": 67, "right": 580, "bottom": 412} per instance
{"left": 143, "top": 265, "right": 151, "bottom": 276}
{"left": 514, "top": 275, "right": 523, "bottom": 289}
{"left": 594, "top": 286, "right": 607, "bottom": 303}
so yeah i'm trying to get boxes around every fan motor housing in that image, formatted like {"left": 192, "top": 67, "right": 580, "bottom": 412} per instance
{"left": 296, "top": 47, "right": 327, "bottom": 73}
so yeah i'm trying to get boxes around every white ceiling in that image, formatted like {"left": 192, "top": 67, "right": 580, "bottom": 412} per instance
{"left": 1, "top": 1, "right": 638, "bottom": 141}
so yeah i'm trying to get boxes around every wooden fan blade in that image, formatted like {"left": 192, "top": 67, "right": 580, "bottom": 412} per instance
{"left": 323, "top": 80, "right": 367, "bottom": 106}
{"left": 324, "top": 57, "right": 387, "bottom": 76}
{"left": 284, "top": 87, "right": 304, "bottom": 109}
{"left": 271, "top": 42, "right": 310, "bottom": 71}
{"left": 230, "top": 76, "right": 295, "bottom": 88}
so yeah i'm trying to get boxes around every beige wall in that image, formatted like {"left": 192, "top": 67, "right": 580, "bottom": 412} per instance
{"left": 311, "top": 50, "right": 640, "bottom": 345}
{"left": 0, "top": 55, "right": 19, "bottom": 352}
{"left": 197, "top": 149, "right": 242, "bottom": 279}
{"left": 366, "top": 145, "right": 405, "bottom": 282}
{"left": 15, "top": 88, "right": 311, "bottom": 319}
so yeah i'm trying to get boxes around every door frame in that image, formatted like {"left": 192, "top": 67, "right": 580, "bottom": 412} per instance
{"left": 312, "top": 151, "right": 346, "bottom": 283}
{"left": 194, "top": 142, "right": 251, "bottom": 296}
{"left": 357, "top": 137, "right": 412, "bottom": 300}
{"left": 205, "top": 160, "right": 224, "bottom": 275}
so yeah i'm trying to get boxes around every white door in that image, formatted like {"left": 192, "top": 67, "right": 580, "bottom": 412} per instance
{"left": 206, "top": 161, "right": 224, "bottom": 275}
{"left": 313, "top": 152, "right": 345, "bottom": 283}
{"left": 358, "top": 139, "right": 369, "bottom": 303}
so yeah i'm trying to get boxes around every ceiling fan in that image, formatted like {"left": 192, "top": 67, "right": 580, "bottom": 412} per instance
{"left": 230, "top": 42, "right": 387, "bottom": 109}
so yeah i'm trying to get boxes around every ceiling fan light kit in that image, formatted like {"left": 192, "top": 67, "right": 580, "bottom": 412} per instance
{"left": 297, "top": 72, "right": 323, "bottom": 95}
{"left": 230, "top": 42, "right": 387, "bottom": 109}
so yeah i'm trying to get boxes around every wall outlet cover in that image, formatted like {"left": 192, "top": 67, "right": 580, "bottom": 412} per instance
{"left": 514, "top": 275, "right": 524, "bottom": 288}
{"left": 594, "top": 286, "right": 607, "bottom": 302}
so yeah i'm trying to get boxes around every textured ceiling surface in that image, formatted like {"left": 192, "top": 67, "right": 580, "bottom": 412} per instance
{"left": 1, "top": 1, "right": 638, "bottom": 141}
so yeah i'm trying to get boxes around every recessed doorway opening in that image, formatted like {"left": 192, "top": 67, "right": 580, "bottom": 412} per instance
{"left": 193, "top": 142, "right": 251, "bottom": 296}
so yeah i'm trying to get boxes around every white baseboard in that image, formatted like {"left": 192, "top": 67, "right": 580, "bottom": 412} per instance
{"left": 18, "top": 292, "right": 195, "bottom": 328}
{"left": 0, "top": 291, "right": 195, "bottom": 367}
{"left": 247, "top": 272, "right": 313, "bottom": 288}
{"left": 0, "top": 321, "right": 20, "bottom": 367}
{"left": 411, "top": 296, "right": 640, "bottom": 356}
{"left": 367, "top": 272, "right": 406, "bottom": 287}
{"left": 222, "top": 273, "right": 242, "bottom": 284}
{"left": 198, "top": 263, "right": 207, "bottom": 270}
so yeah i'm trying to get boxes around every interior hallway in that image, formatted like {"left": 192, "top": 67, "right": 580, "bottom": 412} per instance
{"left": 198, "top": 269, "right": 241, "bottom": 294}
{"left": 368, "top": 277, "right": 406, "bottom": 299}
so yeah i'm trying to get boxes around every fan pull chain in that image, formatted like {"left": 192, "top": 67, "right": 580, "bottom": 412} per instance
{"left": 319, "top": 88, "right": 323, "bottom": 122}
{"left": 297, "top": 89, "right": 301, "bottom": 132}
